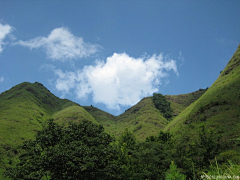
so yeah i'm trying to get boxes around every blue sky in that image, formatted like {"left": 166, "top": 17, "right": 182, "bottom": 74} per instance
{"left": 0, "top": 1, "right": 240, "bottom": 115}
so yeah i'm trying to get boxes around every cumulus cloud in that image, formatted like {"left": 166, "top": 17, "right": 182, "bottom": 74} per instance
{"left": 16, "top": 27, "right": 101, "bottom": 61}
{"left": 51, "top": 52, "right": 178, "bottom": 110}
{"left": 0, "top": 23, "right": 13, "bottom": 53}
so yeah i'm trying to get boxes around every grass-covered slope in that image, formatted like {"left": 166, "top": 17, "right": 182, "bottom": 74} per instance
{"left": 115, "top": 97, "right": 169, "bottom": 141}
{"left": 165, "top": 88, "right": 207, "bottom": 117}
{"left": 83, "top": 91, "right": 207, "bottom": 141}
{"left": 83, "top": 97, "right": 169, "bottom": 141}
{"left": 53, "top": 105, "right": 98, "bottom": 125}
{"left": 0, "top": 82, "right": 95, "bottom": 147}
{"left": 83, "top": 105, "right": 115, "bottom": 127}
{"left": 165, "top": 45, "right": 240, "bottom": 147}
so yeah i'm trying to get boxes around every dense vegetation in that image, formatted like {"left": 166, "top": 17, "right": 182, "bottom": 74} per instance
{"left": 4, "top": 120, "right": 238, "bottom": 180}
{"left": 153, "top": 93, "right": 173, "bottom": 119}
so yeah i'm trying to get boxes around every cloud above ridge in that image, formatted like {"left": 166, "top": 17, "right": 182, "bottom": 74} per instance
{"left": 50, "top": 52, "right": 178, "bottom": 110}
{"left": 16, "top": 27, "right": 101, "bottom": 61}
{"left": 0, "top": 23, "right": 13, "bottom": 53}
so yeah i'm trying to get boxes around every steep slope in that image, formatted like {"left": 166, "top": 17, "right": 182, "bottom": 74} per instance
{"left": 165, "top": 88, "right": 207, "bottom": 117}
{"left": 165, "top": 45, "right": 240, "bottom": 148}
{"left": 115, "top": 97, "right": 169, "bottom": 141}
{"left": 83, "top": 105, "right": 115, "bottom": 127}
{"left": 0, "top": 82, "right": 95, "bottom": 147}
{"left": 83, "top": 97, "right": 169, "bottom": 141}
{"left": 83, "top": 90, "right": 207, "bottom": 141}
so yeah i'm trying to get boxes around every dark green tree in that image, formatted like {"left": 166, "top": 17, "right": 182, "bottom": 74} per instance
{"left": 132, "top": 141, "right": 172, "bottom": 179}
{"left": 189, "top": 124, "right": 222, "bottom": 169}
{"left": 5, "top": 119, "right": 117, "bottom": 180}
{"left": 165, "top": 161, "right": 186, "bottom": 180}
{"left": 146, "top": 131, "right": 173, "bottom": 146}
{"left": 153, "top": 93, "right": 173, "bottom": 119}
{"left": 119, "top": 128, "right": 136, "bottom": 150}
{"left": 173, "top": 125, "right": 222, "bottom": 179}
{"left": 112, "top": 128, "right": 137, "bottom": 179}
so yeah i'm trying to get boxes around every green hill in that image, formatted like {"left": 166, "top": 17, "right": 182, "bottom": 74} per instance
{"left": 83, "top": 91, "right": 206, "bottom": 141}
{"left": 53, "top": 105, "right": 98, "bottom": 125}
{"left": 165, "top": 45, "right": 240, "bottom": 152}
{"left": 165, "top": 88, "right": 207, "bottom": 117}
{"left": 84, "top": 97, "right": 175, "bottom": 141}
{"left": 114, "top": 97, "right": 168, "bottom": 141}
{"left": 0, "top": 82, "right": 96, "bottom": 147}
{"left": 83, "top": 97, "right": 170, "bottom": 141}
{"left": 0, "top": 80, "right": 208, "bottom": 147}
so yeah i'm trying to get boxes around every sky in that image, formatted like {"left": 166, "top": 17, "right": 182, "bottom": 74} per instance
{"left": 0, "top": 1, "right": 240, "bottom": 115}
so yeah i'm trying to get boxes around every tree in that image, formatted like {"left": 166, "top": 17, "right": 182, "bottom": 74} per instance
{"left": 5, "top": 119, "right": 117, "bottom": 180}
{"left": 165, "top": 161, "right": 186, "bottom": 180}
{"left": 132, "top": 141, "right": 172, "bottom": 179}
{"left": 119, "top": 128, "right": 136, "bottom": 149}
{"left": 153, "top": 93, "right": 173, "bottom": 119}
{"left": 173, "top": 125, "right": 223, "bottom": 179}
{"left": 189, "top": 124, "right": 222, "bottom": 169}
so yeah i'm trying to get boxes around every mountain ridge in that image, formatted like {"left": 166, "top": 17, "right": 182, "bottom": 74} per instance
{"left": 0, "top": 81, "right": 206, "bottom": 144}
{"left": 165, "top": 45, "right": 240, "bottom": 153}
{"left": 0, "top": 44, "right": 239, "bottom": 147}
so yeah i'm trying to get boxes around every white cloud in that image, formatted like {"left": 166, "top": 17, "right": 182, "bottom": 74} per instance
{"left": 178, "top": 51, "right": 185, "bottom": 67}
{"left": 16, "top": 27, "right": 101, "bottom": 61}
{"left": 0, "top": 23, "right": 13, "bottom": 53}
{"left": 54, "top": 69, "right": 77, "bottom": 96}
{"left": 0, "top": 76, "right": 4, "bottom": 82}
{"left": 51, "top": 52, "right": 178, "bottom": 110}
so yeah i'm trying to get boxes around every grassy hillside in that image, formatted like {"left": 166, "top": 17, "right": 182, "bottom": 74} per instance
{"left": 165, "top": 45, "right": 240, "bottom": 152}
{"left": 53, "top": 105, "right": 98, "bottom": 125}
{"left": 114, "top": 97, "right": 169, "bottom": 141}
{"left": 165, "top": 88, "right": 207, "bottom": 117}
{"left": 84, "top": 97, "right": 169, "bottom": 141}
{"left": 83, "top": 90, "right": 207, "bottom": 141}
{"left": 0, "top": 80, "right": 209, "bottom": 147}
{"left": 0, "top": 82, "right": 94, "bottom": 147}
{"left": 0, "top": 82, "right": 100, "bottom": 179}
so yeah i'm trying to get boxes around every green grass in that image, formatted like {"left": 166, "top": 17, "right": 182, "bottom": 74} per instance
{"left": 84, "top": 97, "right": 170, "bottom": 141}
{"left": 0, "top": 82, "right": 77, "bottom": 147}
{"left": 165, "top": 45, "right": 240, "bottom": 152}
{"left": 165, "top": 88, "right": 207, "bottom": 117}
{"left": 202, "top": 159, "right": 240, "bottom": 179}
{"left": 83, "top": 90, "right": 208, "bottom": 141}
{"left": 53, "top": 105, "right": 98, "bottom": 125}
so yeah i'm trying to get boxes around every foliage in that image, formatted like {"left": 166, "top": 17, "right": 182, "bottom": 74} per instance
{"left": 132, "top": 141, "right": 172, "bottom": 179}
{"left": 119, "top": 128, "right": 136, "bottom": 149}
{"left": 153, "top": 93, "right": 173, "bottom": 119}
{"left": 113, "top": 129, "right": 173, "bottom": 179}
{"left": 173, "top": 125, "right": 223, "bottom": 179}
{"left": 5, "top": 119, "right": 116, "bottom": 180}
{"left": 2, "top": 119, "right": 237, "bottom": 180}
{"left": 165, "top": 161, "right": 186, "bottom": 180}
{"left": 202, "top": 159, "right": 240, "bottom": 179}
{"left": 146, "top": 131, "right": 173, "bottom": 146}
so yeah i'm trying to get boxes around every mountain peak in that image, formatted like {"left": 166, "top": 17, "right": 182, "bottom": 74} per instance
{"left": 221, "top": 44, "right": 240, "bottom": 76}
